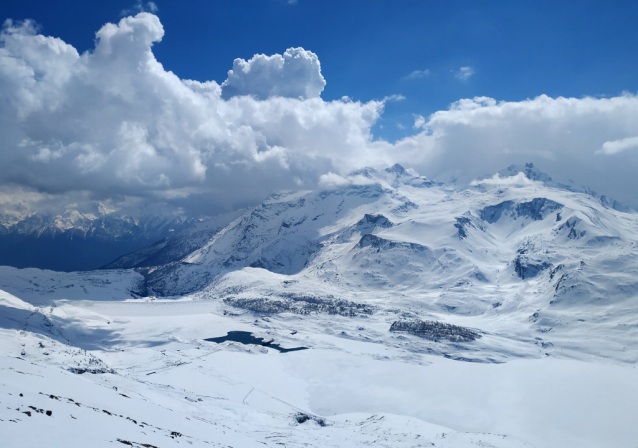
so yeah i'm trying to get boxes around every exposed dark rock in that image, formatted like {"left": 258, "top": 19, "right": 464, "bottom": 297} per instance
{"left": 356, "top": 234, "right": 428, "bottom": 253}
{"left": 514, "top": 255, "right": 552, "bottom": 279}
{"left": 224, "top": 295, "right": 373, "bottom": 317}
{"left": 294, "top": 412, "right": 327, "bottom": 426}
{"left": 454, "top": 212, "right": 484, "bottom": 239}
{"left": 556, "top": 216, "right": 586, "bottom": 239}
{"left": 480, "top": 198, "right": 563, "bottom": 223}
{"left": 389, "top": 319, "right": 481, "bottom": 342}
{"left": 356, "top": 214, "right": 393, "bottom": 229}
{"left": 68, "top": 367, "right": 116, "bottom": 375}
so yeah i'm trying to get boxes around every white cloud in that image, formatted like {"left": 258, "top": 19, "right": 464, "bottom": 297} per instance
{"left": 318, "top": 172, "right": 349, "bottom": 188}
{"left": 121, "top": 1, "right": 158, "bottom": 16}
{"left": 383, "top": 94, "right": 405, "bottom": 102}
{"left": 2, "top": 13, "right": 638, "bottom": 216}
{"left": 318, "top": 172, "right": 376, "bottom": 189}
{"left": 0, "top": 14, "right": 387, "bottom": 215}
{"left": 392, "top": 94, "right": 638, "bottom": 208}
{"left": 454, "top": 66, "right": 474, "bottom": 81}
{"left": 598, "top": 136, "right": 638, "bottom": 155}
{"left": 402, "top": 69, "right": 430, "bottom": 80}
{"left": 413, "top": 114, "right": 426, "bottom": 129}
{"left": 221, "top": 47, "right": 326, "bottom": 100}
{"left": 470, "top": 172, "right": 538, "bottom": 187}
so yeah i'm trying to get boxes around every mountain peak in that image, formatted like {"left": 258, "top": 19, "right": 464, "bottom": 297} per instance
{"left": 498, "top": 163, "right": 553, "bottom": 183}
{"left": 347, "top": 167, "right": 379, "bottom": 179}
{"left": 385, "top": 163, "right": 409, "bottom": 176}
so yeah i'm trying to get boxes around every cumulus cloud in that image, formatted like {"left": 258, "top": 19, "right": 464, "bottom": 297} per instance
{"left": 221, "top": 47, "right": 326, "bottom": 100}
{"left": 0, "top": 14, "right": 387, "bottom": 215}
{"left": 454, "top": 66, "right": 474, "bottom": 80}
{"left": 2, "top": 13, "right": 638, "bottom": 217}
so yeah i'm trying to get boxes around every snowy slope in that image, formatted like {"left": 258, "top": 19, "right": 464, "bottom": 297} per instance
{"left": 2, "top": 163, "right": 638, "bottom": 447}
{"left": 128, "top": 164, "right": 638, "bottom": 362}
{"left": 103, "top": 210, "right": 243, "bottom": 269}
{"left": 0, "top": 289, "right": 542, "bottom": 448}
{"left": 2, "top": 287, "right": 637, "bottom": 448}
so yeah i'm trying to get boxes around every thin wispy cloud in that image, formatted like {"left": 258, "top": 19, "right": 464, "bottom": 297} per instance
{"left": 383, "top": 94, "right": 406, "bottom": 102}
{"left": 402, "top": 69, "right": 430, "bottom": 81}
{"left": 121, "top": 1, "right": 158, "bottom": 16}
{"left": 454, "top": 66, "right": 474, "bottom": 81}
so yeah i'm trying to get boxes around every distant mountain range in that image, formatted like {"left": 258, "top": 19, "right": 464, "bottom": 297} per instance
{"left": 0, "top": 163, "right": 633, "bottom": 282}
{"left": 0, "top": 209, "right": 197, "bottom": 271}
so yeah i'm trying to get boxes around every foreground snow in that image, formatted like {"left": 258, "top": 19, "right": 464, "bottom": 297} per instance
{"left": 1, "top": 288, "right": 638, "bottom": 447}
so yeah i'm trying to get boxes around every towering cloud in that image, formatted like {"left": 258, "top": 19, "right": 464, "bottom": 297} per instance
{"left": 221, "top": 47, "right": 326, "bottom": 100}
{"left": 0, "top": 13, "right": 384, "bottom": 215}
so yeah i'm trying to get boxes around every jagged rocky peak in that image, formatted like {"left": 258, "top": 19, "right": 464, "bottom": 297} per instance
{"left": 356, "top": 213, "right": 393, "bottom": 229}
{"left": 347, "top": 167, "right": 379, "bottom": 179}
{"left": 384, "top": 163, "right": 409, "bottom": 176}
{"left": 498, "top": 162, "right": 553, "bottom": 183}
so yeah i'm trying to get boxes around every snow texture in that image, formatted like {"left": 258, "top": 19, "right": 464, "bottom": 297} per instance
{"left": 2, "top": 163, "right": 638, "bottom": 447}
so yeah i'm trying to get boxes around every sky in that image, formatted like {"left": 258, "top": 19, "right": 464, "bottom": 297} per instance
{"left": 1, "top": 0, "right": 638, "bottom": 217}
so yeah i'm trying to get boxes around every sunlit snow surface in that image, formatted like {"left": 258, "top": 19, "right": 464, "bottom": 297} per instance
{"left": 2, "top": 166, "right": 638, "bottom": 447}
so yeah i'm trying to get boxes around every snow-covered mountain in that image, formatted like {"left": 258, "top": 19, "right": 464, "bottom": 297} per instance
{"left": 2, "top": 163, "right": 638, "bottom": 448}
{"left": 0, "top": 208, "right": 197, "bottom": 271}
{"left": 77, "top": 161, "right": 635, "bottom": 365}
{"left": 103, "top": 210, "right": 244, "bottom": 270}
{"left": 126, "top": 162, "right": 638, "bottom": 362}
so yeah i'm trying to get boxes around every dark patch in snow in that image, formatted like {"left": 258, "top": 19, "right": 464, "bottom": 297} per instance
{"left": 390, "top": 319, "right": 481, "bottom": 342}
{"left": 204, "top": 331, "right": 307, "bottom": 353}
{"left": 556, "top": 216, "right": 586, "bottom": 239}
{"left": 356, "top": 234, "right": 429, "bottom": 253}
{"left": 480, "top": 198, "right": 563, "bottom": 223}
{"left": 514, "top": 255, "right": 551, "bottom": 279}
{"left": 294, "top": 412, "right": 327, "bottom": 426}
{"left": 356, "top": 213, "right": 393, "bottom": 229}
{"left": 454, "top": 212, "right": 483, "bottom": 239}
{"left": 224, "top": 294, "right": 374, "bottom": 317}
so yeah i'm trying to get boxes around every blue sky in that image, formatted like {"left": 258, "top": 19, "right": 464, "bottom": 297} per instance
{"left": 3, "top": 0, "right": 638, "bottom": 142}
{"left": 1, "top": 1, "right": 638, "bottom": 215}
